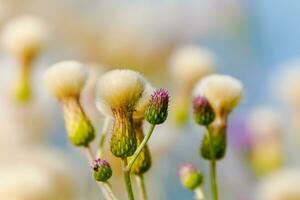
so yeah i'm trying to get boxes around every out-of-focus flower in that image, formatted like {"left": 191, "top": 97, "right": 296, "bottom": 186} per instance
{"left": 1, "top": 15, "right": 49, "bottom": 102}
{"left": 257, "top": 169, "right": 300, "bottom": 200}
{"left": 169, "top": 45, "right": 215, "bottom": 87}
{"left": 43, "top": 61, "right": 95, "bottom": 146}
{"left": 193, "top": 74, "right": 243, "bottom": 160}
{"left": 247, "top": 107, "right": 283, "bottom": 176}
{"left": 96, "top": 69, "right": 145, "bottom": 158}
{"left": 0, "top": 147, "right": 76, "bottom": 200}
{"left": 169, "top": 45, "right": 215, "bottom": 126}
{"left": 179, "top": 163, "right": 203, "bottom": 190}
{"left": 1, "top": 15, "right": 48, "bottom": 61}
{"left": 193, "top": 74, "right": 243, "bottom": 116}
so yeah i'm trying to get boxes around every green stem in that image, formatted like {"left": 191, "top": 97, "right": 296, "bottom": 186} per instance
{"left": 136, "top": 175, "right": 147, "bottom": 200}
{"left": 122, "top": 159, "right": 135, "bottom": 200}
{"left": 210, "top": 160, "right": 218, "bottom": 200}
{"left": 126, "top": 124, "right": 156, "bottom": 171}
{"left": 205, "top": 127, "right": 218, "bottom": 200}
{"left": 103, "top": 182, "right": 119, "bottom": 200}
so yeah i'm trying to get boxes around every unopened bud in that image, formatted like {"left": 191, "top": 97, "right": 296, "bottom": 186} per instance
{"left": 179, "top": 163, "right": 203, "bottom": 190}
{"left": 92, "top": 158, "right": 112, "bottom": 182}
{"left": 145, "top": 89, "right": 169, "bottom": 125}
{"left": 193, "top": 96, "right": 215, "bottom": 126}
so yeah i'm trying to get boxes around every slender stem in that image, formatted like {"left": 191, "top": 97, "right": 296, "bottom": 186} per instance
{"left": 103, "top": 182, "right": 119, "bottom": 200}
{"left": 97, "top": 117, "right": 111, "bottom": 157}
{"left": 205, "top": 128, "right": 218, "bottom": 200}
{"left": 210, "top": 160, "right": 218, "bottom": 200}
{"left": 194, "top": 187, "right": 205, "bottom": 200}
{"left": 122, "top": 159, "right": 135, "bottom": 200}
{"left": 126, "top": 124, "right": 156, "bottom": 171}
{"left": 84, "top": 145, "right": 115, "bottom": 200}
{"left": 136, "top": 175, "right": 147, "bottom": 200}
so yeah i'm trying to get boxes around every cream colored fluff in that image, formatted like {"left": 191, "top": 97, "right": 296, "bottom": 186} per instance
{"left": 169, "top": 45, "right": 215, "bottom": 85}
{"left": 1, "top": 15, "right": 48, "bottom": 59}
{"left": 248, "top": 107, "right": 282, "bottom": 139}
{"left": 257, "top": 169, "right": 300, "bottom": 200}
{"left": 96, "top": 69, "right": 145, "bottom": 110}
{"left": 133, "top": 81, "right": 155, "bottom": 119}
{"left": 43, "top": 61, "right": 88, "bottom": 99}
{"left": 193, "top": 74, "right": 243, "bottom": 113}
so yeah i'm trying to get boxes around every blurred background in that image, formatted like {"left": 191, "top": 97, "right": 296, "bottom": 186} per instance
{"left": 1, "top": 0, "right": 300, "bottom": 199}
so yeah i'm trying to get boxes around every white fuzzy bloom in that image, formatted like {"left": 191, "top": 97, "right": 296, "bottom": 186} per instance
{"left": 43, "top": 61, "right": 88, "bottom": 99}
{"left": 1, "top": 15, "right": 48, "bottom": 59}
{"left": 248, "top": 107, "right": 282, "bottom": 139}
{"left": 96, "top": 69, "right": 145, "bottom": 111}
{"left": 193, "top": 74, "right": 243, "bottom": 113}
{"left": 257, "top": 169, "right": 300, "bottom": 200}
{"left": 169, "top": 45, "right": 215, "bottom": 85}
{"left": 133, "top": 81, "right": 155, "bottom": 119}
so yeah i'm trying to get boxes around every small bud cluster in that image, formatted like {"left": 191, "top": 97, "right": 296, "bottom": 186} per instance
{"left": 92, "top": 158, "right": 112, "bottom": 182}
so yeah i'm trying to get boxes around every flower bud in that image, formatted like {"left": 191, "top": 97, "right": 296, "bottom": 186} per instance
{"left": 193, "top": 96, "right": 215, "bottom": 126}
{"left": 129, "top": 120, "right": 151, "bottom": 175}
{"left": 92, "top": 158, "right": 112, "bottom": 182}
{"left": 145, "top": 89, "right": 169, "bottom": 125}
{"left": 179, "top": 163, "right": 203, "bottom": 190}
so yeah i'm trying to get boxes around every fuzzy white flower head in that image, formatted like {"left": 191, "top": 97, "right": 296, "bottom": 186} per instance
{"left": 96, "top": 69, "right": 145, "bottom": 111}
{"left": 43, "top": 61, "right": 88, "bottom": 99}
{"left": 133, "top": 81, "right": 155, "bottom": 119}
{"left": 248, "top": 107, "right": 282, "bottom": 139}
{"left": 193, "top": 74, "right": 243, "bottom": 114}
{"left": 1, "top": 15, "right": 48, "bottom": 59}
{"left": 169, "top": 45, "right": 215, "bottom": 86}
{"left": 257, "top": 169, "right": 300, "bottom": 200}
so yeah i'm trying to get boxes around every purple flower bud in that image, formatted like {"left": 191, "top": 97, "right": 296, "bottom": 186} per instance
{"left": 92, "top": 158, "right": 112, "bottom": 182}
{"left": 193, "top": 96, "right": 215, "bottom": 126}
{"left": 145, "top": 89, "right": 169, "bottom": 125}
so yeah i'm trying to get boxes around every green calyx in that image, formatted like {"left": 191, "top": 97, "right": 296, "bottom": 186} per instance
{"left": 200, "top": 125, "right": 227, "bottom": 160}
{"left": 110, "top": 110, "right": 137, "bottom": 158}
{"left": 129, "top": 120, "right": 151, "bottom": 175}
{"left": 63, "top": 98, "right": 95, "bottom": 146}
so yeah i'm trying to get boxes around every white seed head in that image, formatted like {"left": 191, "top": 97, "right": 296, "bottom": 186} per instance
{"left": 133, "top": 81, "right": 155, "bottom": 119}
{"left": 1, "top": 15, "right": 48, "bottom": 59}
{"left": 43, "top": 61, "right": 88, "bottom": 99}
{"left": 96, "top": 69, "right": 145, "bottom": 111}
{"left": 257, "top": 169, "right": 300, "bottom": 200}
{"left": 193, "top": 74, "right": 243, "bottom": 114}
{"left": 169, "top": 45, "right": 215, "bottom": 85}
{"left": 248, "top": 107, "right": 282, "bottom": 139}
